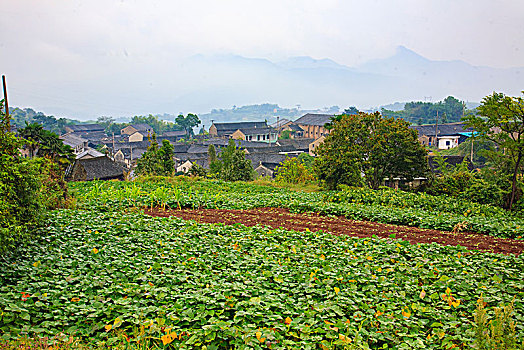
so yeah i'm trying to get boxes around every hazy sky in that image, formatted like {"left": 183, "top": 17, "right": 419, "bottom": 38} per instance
{"left": 1, "top": 0, "right": 523, "bottom": 119}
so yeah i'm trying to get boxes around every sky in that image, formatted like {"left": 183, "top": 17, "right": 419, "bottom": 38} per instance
{"left": 1, "top": 0, "right": 523, "bottom": 120}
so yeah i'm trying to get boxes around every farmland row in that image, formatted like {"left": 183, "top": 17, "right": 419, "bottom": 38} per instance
{"left": 1, "top": 209, "right": 522, "bottom": 348}
{"left": 70, "top": 179, "right": 524, "bottom": 238}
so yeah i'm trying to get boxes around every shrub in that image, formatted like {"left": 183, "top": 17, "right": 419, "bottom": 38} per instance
{"left": 274, "top": 157, "right": 315, "bottom": 184}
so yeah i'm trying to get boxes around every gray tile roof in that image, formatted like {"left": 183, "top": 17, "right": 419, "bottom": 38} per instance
{"left": 276, "top": 138, "right": 314, "bottom": 150}
{"left": 294, "top": 113, "right": 334, "bottom": 126}
{"left": 60, "top": 133, "right": 88, "bottom": 148}
{"left": 236, "top": 126, "right": 275, "bottom": 136}
{"left": 130, "top": 123, "right": 153, "bottom": 132}
{"left": 213, "top": 121, "right": 267, "bottom": 131}
{"left": 409, "top": 123, "right": 474, "bottom": 137}
{"left": 70, "top": 156, "right": 124, "bottom": 181}
{"left": 66, "top": 124, "right": 105, "bottom": 132}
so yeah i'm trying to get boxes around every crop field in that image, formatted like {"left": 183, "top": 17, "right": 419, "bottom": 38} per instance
{"left": 1, "top": 178, "right": 523, "bottom": 349}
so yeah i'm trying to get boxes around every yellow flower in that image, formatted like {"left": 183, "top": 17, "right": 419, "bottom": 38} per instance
{"left": 92, "top": 248, "right": 99, "bottom": 254}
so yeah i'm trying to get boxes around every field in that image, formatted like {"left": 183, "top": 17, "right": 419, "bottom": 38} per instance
{"left": 1, "top": 178, "right": 523, "bottom": 349}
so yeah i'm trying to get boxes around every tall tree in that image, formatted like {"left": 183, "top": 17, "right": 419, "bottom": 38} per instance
{"left": 175, "top": 113, "right": 201, "bottom": 138}
{"left": 463, "top": 91, "right": 524, "bottom": 210}
{"left": 215, "top": 139, "right": 254, "bottom": 182}
{"left": 314, "top": 112, "right": 429, "bottom": 190}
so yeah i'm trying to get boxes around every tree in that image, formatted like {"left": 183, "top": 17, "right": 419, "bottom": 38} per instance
{"left": 344, "top": 106, "right": 359, "bottom": 115}
{"left": 135, "top": 135, "right": 175, "bottom": 176}
{"left": 313, "top": 112, "right": 429, "bottom": 190}
{"left": 274, "top": 157, "right": 315, "bottom": 184}
{"left": 463, "top": 91, "right": 524, "bottom": 210}
{"left": 18, "top": 123, "right": 75, "bottom": 167}
{"left": 215, "top": 139, "right": 255, "bottom": 182}
{"left": 175, "top": 113, "right": 201, "bottom": 138}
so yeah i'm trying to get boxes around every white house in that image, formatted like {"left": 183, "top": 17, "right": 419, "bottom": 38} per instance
{"left": 437, "top": 135, "right": 460, "bottom": 150}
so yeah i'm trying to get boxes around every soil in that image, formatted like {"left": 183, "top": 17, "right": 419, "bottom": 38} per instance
{"left": 145, "top": 207, "right": 524, "bottom": 256}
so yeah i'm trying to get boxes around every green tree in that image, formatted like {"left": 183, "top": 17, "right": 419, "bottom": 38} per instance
{"left": 215, "top": 139, "right": 255, "bottom": 182}
{"left": 463, "top": 91, "right": 524, "bottom": 210}
{"left": 135, "top": 136, "right": 175, "bottom": 176}
{"left": 275, "top": 157, "right": 315, "bottom": 184}
{"left": 208, "top": 144, "right": 221, "bottom": 176}
{"left": 18, "top": 123, "right": 75, "bottom": 167}
{"left": 313, "top": 112, "right": 429, "bottom": 190}
{"left": 175, "top": 113, "right": 201, "bottom": 138}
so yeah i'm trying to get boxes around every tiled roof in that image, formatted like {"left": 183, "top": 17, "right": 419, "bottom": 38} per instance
{"left": 130, "top": 123, "right": 153, "bottom": 132}
{"left": 66, "top": 124, "right": 105, "bottom": 132}
{"left": 75, "top": 148, "right": 105, "bottom": 159}
{"left": 213, "top": 121, "right": 267, "bottom": 131}
{"left": 294, "top": 113, "right": 334, "bottom": 126}
{"left": 71, "top": 156, "right": 124, "bottom": 181}
{"left": 276, "top": 138, "right": 314, "bottom": 150}
{"left": 236, "top": 127, "right": 275, "bottom": 136}
{"left": 60, "top": 133, "right": 87, "bottom": 147}
{"left": 410, "top": 123, "right": 474, "bottom": 137}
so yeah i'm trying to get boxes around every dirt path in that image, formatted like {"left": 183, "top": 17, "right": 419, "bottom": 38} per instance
{"left": 145, "top": 207, "right": 524, "bottom": 255}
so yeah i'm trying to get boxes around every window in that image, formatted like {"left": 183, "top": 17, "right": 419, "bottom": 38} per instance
{"left": 446, "top": 140, "right": 450, "bottom": 146}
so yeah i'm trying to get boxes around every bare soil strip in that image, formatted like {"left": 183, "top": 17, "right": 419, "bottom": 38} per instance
{"left": 145, "top": 207, "right": 524, "bottom": 255}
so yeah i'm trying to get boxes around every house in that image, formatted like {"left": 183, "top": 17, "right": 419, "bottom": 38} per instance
{"left": 209, "top": 121, "right": 268, "bottom": 138}
{"left": 409, "top": 122, "right": 473, "bottom": 148}
{"left": 67, "top": 156, "right": 125, "bottom": 181}
{"left": 114, "top": 148, "right": 147, "bottom": 168}
{"left": 294, "top": 113, "right": 333, "bottom": 139}
{"left": 246, "top": 153, "right": 298, "bottom": 178}
{"left": 309, "top": 135, "right": 325, "bottom": 156}
{"left": 75, "top": 148, "right": 105, "bottom": 160}
{"left": 276, "top": 138, "right": 314, "bottom": 154}
{"left": 162, "top": 130, "right": 187, "bottom": 141}
{"left": 121, "top": 124, "right": 154, "bottom": 136}
{"left": 270, "top": 119, "right": 304, "bottom": 138}
{"left": 64, "top": 124, "right": 105, "bottom": 134}
{"left": 230, "top": 127, "right": 278, "bottom": 143}
{"left": 128, "top": 131, "right": 152, "bottom": 143}
{"left": 177, "top": 160, "right": 194, "bottom": 173}
{"left": 60, "top": 133, "right": 88, "bottom": 154}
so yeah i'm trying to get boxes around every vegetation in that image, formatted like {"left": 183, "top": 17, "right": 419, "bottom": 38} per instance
{"left": 464, "top": 92, "right": 524, "bottom": 210}
{"left": 207, "top": 139, "right": 255, "bottom": 182}
{"left": 9, "top": 107, "right": 81, "bottom": 135}
{"left": 314, "top": 112, "right": 429, "bottom": 190}
{"left": 274, "top": 157, "right": 315, "bottom": 184}
{"left": 0, "top": 101, "right": 70, "bottom": 254}
{"left": 135, "top": 136, "right": 175, "bottom": 176}
{"left": 381, "top": 96, "right": 474, "bottom": 125}
{"left": 1, "top": 178, "right": 523, "bottom": 349}
{"left": 175, "top": 113, "right": 201, "bottom": 138}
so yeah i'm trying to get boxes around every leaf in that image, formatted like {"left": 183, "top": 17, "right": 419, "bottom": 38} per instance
{"left": 33, "top": 261, "right": 41, "bottom": 267}
{"left": 161, "top": 332, "right": 176, "bottom": 345}
{"left": 105, "top": 324, "right": 112, "bottom": 332}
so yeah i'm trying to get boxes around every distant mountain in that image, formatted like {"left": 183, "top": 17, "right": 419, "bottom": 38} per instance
{"left": 177, "top": 47, "right": 522, "bottom": 115}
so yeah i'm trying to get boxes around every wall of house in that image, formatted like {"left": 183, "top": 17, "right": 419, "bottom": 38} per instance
{"left": 299, "top": 124, "right": 328, "bottom": 139}
{"left": 129, "top": 133, "right": 144, "bottom": 143}
{"left": 209, "top": 125, "right": 218, "bottom": 136}
{"left": 121, "top": 126, "right": 137, "bottom": 135}
{"left": 438, "top": 137, "right": 459, "bottom": 150}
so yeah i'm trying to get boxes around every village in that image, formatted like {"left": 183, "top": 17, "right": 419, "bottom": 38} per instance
{"left": 49, "top": 113, "right": 473, "bottom": 183}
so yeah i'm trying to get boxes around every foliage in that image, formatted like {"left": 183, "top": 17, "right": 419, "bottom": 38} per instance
{"left": 0, "top": 102, "right": 71, "bottom": 254}
{"left": 314, "top": 112, "right": 429, "bottom": 190}
{"left": 214, "top": 139, "right": 255, "bottom": 182}
{"left": 381, "top": 96, "right": 472, "bottom": 125}
{"left": 71, "top": 179, "right": 524, "bottom": 238}
{"left": 18, "top": 122, "right": 75, "bottom": 167}
{"left": 189, "top": 162, "right": 207, "bottom": 177}
{"left": 0, "top": 204, "right": 522, "bottom": 348}
{"left": 9, "top": 107, "right": 80, "bottom": 135}
{"left": 135, "top": 137, "right": 175, "bottom": 176}
{"left": 279, "top": 129, "right": 291, "bottom": 139}
{"left": 473, "top": 297, "right": 524, "bottom": 350}
{"left": 274, "top": 157, "right": 315, "bottom": 184}
{"left": 464, "top": 91, "right": 524, "bottom": 210}
{"left": 130, "top": 114, "right": 183, "bottom": 135}
{"left": 175, "top": 113, "right": 201, "bottom": 138}
{"left": 298, "top": 152, "right": 314, "bottom": 169}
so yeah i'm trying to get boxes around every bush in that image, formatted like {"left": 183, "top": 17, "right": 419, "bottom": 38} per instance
{"left": 274, "top": 157, "right": 315, "bottom": 184}
{"left": 0, "top": 101, "right": 70, "bottom": 254}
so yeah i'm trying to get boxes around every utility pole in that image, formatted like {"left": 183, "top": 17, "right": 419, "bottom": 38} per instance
{"left": 2, "top": 75, "right": 9, "bottom": 130}
{"left": 112, "top": 132, "right": 115, "bottom": 158}
{"left": 434, "top": 110, "right": 439, "bottom": 148}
